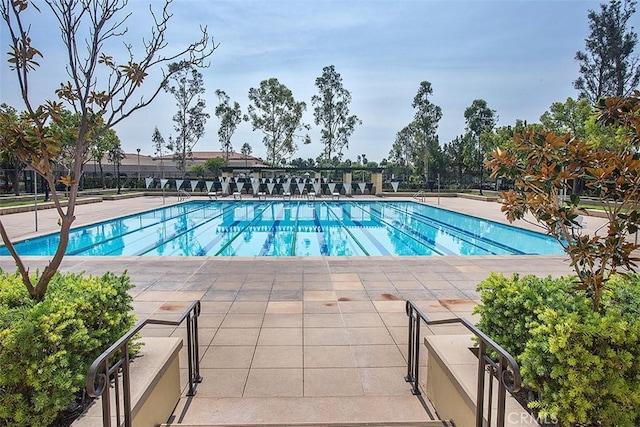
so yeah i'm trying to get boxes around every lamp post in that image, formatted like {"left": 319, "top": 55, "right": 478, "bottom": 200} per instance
{"left": 136, "top": 148, "right": 141, "bottom": 187}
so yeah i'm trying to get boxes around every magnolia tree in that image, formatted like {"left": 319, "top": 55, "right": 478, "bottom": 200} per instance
{"left": 0, "top": 0, "right": 216, "bottom": 299}
{"left": 487, "top": 93, "right": 640, "bottom": 312}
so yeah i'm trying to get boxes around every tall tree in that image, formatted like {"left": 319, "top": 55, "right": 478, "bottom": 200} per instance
{"left": 464, "top": 99, "right": 497, "bottom": 194}
{"left": 91, "top": 128, "right": 120, "bottom": 189}
{"left": 240, "top": 142, "right": 252, "bottom": 167}
{"left": 164, "top": 61, "right": 209, "bottom": 177}
{"left": 389, "top": 124, "right": 417, "bottom": 169}
{"left": 311, "top": 65, "right": 362, "bottom": 162}
{"left": 412, "top": 81, "right": 442, "bottom": 183}
{"left": 152, "top": 126, "right": 170, "bottom": 179}
{"left": 0, "top": 0, "right": 215, "bottom": 299}
{"left": 247, "top": 78, "right": 310, "bottom": 165}
{"left": 214, "top": 89, "right": 245, "bottom": 162}
{"left": 574, "top": 0, "right": 640, "bottom": 104}
{"left": 539, "top": 97, "right": 593, "bottom": 140}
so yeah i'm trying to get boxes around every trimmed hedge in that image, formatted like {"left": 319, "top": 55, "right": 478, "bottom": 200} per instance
{"left": 0, "top": 271, "right": 137, "bottom": 426}
{"left": 474, "top": 273, "right": 640, "bottom": 426}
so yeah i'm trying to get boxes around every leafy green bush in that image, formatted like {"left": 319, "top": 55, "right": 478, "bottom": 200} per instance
{"left": 475, "top": 272, "right": 640, "bottom": 426}
{"left": 472, "top": 273, "right": 576, "bottom": 362}
{"left": 0, "top": 271, "right": 137, "bottom": 426}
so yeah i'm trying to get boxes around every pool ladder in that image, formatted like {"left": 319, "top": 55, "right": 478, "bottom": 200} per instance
{"left": 178, "top": 190, "right": 191, "bottom": 202}
{"left": 413, "top": 190, "right": 426, "bottom": 202}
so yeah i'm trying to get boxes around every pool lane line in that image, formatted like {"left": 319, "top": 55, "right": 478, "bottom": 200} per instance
{"left": 213, "top": 201, "right": 275, "bottom": 256}
{"left": 345, "top": 201, "right": 444, "bottom": 256}
{"left": 68, "top": 202, "right": 214, "bottom": 256}
{"left": 311, "top": 202, "right": 330, "bottom": 256}
{"left": 259, "top": 202, "right": 288, "bottom": 256}
{"left": 290, "top": 202, "right": 302, "bottom": 256}
{"left": 385, "top": 202, "right": 526, "bottom": 255}
{"left": 322, "top": 201, "right": 369, "bottom": 256}
{"left": 165, "top": 202, "right": 244, "bottom": 256}
{"left": 125, "top": 202, "right": 238, "bottom": 256}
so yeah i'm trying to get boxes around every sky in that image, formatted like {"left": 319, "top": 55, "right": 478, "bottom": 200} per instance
{"left": 1, "top": 0, "right": 632, "bottom": 163}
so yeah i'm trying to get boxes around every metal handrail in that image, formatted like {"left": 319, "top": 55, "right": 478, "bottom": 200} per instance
{"left": 178, "top": 189, "right": 191, "bottom": 201}
{"left": 413, "top": 190, "right": 425, "bottom": 201}
{"left": 405, "top": 300, "right": 521, "bottom": 427}
{"left": 86, "top": 300, "right": 202, "bottom": 427}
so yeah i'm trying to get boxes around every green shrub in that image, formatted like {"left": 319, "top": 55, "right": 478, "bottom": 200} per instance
{"left": 475, "top": 272, "right": 640, "bottom": 426}
{"left": 473, "top": 273, "right": 576, "bottom": 362}
{"left": 521, "top": 284, "right": 640, "bottom": 427}
{"left": 0, "top": 271, "right": 137, "bottom": 426}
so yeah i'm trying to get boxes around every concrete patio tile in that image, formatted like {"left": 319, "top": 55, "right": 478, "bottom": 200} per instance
{"left": 191, "top": 368, "right": 249, "bottom": 397}
{"left": 196, "top": 314, "right": 225, "bottom": 329}
{"left": 271, "top": 280, "right": 302, "bottom": 291}
{"left": 138, "top": 325, "right": 176, "bottom": 337}
{"left": 212, "top": 328, "right": 260, "bottom": 346}
{"left": 379, "top": 311, "right": 410, "bottom": 327}
{"left": 336, "top": 290, "right": 370, "bottom": 301}
{"left": 342, "top": 312, "right": 385, "bottom": 328}
{"left": 351, "top": 345, "right": 406, "bottom": 367}
{"left": 155, "top": 300, "right": 193, "bottom": 314}
{"left": 167, "top": 291, "right": 206, "bottom": 301}
{"left": 332, "top": 280, "right": 364, "bottom": 291}
{"left": 171, "top": 327, "right": 217, "bottom": 347}
{"left": 330, "top": 272, "right": 360, "bottom": 282}
{"left": 388, "top": 326, "right": 409, "bottom": 346}
{"left": 347, "top": 327, "right": 395, "bottom": 345}
{"left": 266, "top": 301, "right": 302, "bottom": 313}
{"left": 132, "top": 301, "right": 163, "bottom": 314}
{"left": 392, "top": 280, "right": 424, "bottom": 290}
{"left": 303, "top": 290, "right": 337, "bottom": 301}
{"left": 304, "top": 345, "right": 357, "bottom": 368}
{"left": 234, "top": 290, "right": 271, "bottom": 301}
{"left": 262, "top": 313, "right": 302, "bottom": 328}
{"left": 304, "top": 327, "right": 350, "bottom": 345}
{"left": 133, "top": 290, "right": 175, "bottom": 301}
{"left": 360, "top": 367, "right": 413, "bottom": 396}
{"left": 303, "top": 313, "right": 344, "bottom": 328}
{"left": 269, "top": 289, "right": 302, "bottom": 300}
{"left": 373, "top": 300, "right": 407, "bottom": 313}
{"left": 257, "top": 328, "right": 302, "bottom": 346}
{"left": 338, "top": 300, "right": 376, "bottom": 313}
{"left": 199, "top": 301, "right": 232, "bottom": 313}
{"left": 301, "top": 280, "right": 333, "bottom": 291}
{"left": 220, "top": 313, "right": 264, "bottom": 328}
{"left": 244, "top": 368, "right": 303, "bottom": 397}
{"left": 229, "top": 301, "right": 268, "bottom": 314}
{"left": 303, "top": 301, "right": 340, "bottom": 313}
{"left": 201, "top": 290, "right": 238, "bottom": 301}
{"left": 303, "top": 368, "right": 364, "bottom": 396}
{"left": 199, "top": 346, "right": 255, "bottom": 369}
{"left": 251, "top": 345, "right": 302, "bottom": 368}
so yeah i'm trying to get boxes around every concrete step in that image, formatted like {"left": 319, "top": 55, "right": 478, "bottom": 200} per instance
{"left": 164, "top": 396, "right": 450, "bottom": 426}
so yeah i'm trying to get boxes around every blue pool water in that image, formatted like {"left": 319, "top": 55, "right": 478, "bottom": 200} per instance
{"left": 0, "top": 200, "right": 564, "bottom": 257}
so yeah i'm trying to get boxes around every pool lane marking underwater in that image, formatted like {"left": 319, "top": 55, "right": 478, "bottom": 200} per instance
{"left": 346, "top": 200, "right": 441, "bottom": 256}
{"left": 67, "top": 202, "right": 211, "bottom": 255}
{"left": 384, "top": 201, "right": 527, "bottom": 255}
{"left": 214, "top": 201, "right": 274, "bottom": 256}
{"left": 323, "top": 200, "right": 370, "bottom": 256}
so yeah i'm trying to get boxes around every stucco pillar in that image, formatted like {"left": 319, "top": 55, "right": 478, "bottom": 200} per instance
{"left": 372, "top": 171, "right": 383, "bottom": 195}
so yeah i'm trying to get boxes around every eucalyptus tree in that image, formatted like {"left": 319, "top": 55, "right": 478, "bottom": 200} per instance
{"left": 164, "top": 61, "right": 210, "bottom": 177}
{"left": 389, "top": 124, "right": 417, "bottom": 169}
{"left": 215, "top": 89, "right": 246, "bottom": 162}
{"left": 411, "top": 81, "right": 442, "bottom": 183}
{"left": 574, "top": 0, "right": 640, "bottom": 103}
{"left": 91, "top": 128, "right": 120, "bottom": 189}
{"left": 240, "top": 142, "right": 252, "bottom": 167}
{"left": 248, "top": 78, "right": 310, "bottom": 165}
{"left": 0, "top": 0, "right": 215, "bottom": 298}
{"left": 464, "top": 99, "right": 497, "bottom": 194}
{"left": 311, "top": 65, "right": 362, "bottom": 162}
{"left": 151, "top": 126, "right": 170, "bottom": 179}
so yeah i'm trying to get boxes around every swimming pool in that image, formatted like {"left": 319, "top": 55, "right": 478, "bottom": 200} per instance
{"left": 0, "top": 200, "right": 564, "bottom": 257}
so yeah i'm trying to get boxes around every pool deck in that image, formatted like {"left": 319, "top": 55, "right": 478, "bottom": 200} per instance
{"left": 0, "top": 195, "right": 606, "bottom": 425}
